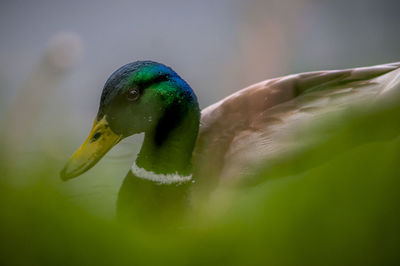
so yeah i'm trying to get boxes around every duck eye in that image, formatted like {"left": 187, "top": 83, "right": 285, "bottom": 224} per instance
{"left": 127, "top": 89, "right": 140, "bottom": 101}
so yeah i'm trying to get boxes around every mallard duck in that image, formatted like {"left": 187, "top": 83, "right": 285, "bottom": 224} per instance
{"left": 60, "top": 61, "right": 400, "bottom": 220}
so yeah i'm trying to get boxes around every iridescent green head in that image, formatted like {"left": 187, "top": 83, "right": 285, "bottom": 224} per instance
{"left": 61, "top": 61, "right": 200, "bottom": 180}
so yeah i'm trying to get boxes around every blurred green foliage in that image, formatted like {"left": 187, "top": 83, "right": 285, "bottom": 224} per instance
{"left": 1, "top": 101, "right": 399, "bottom": 266}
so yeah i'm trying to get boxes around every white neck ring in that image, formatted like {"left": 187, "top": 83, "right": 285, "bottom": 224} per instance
{"left": 131, "top": 161, "right": 193, "bottom": 185}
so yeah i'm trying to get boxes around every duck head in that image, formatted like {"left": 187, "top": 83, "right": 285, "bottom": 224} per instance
{"left": 61, "top": 61, "right": 200, "bottom": 180}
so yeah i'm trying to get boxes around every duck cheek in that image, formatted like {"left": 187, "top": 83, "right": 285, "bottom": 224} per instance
{"left": 129, "top": 115, "right": 155, "bottom": 135}
{"left": 106, "top": 113, "right": 147, "bottom": 137}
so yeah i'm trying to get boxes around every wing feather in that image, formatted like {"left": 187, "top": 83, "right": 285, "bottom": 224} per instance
{"left": 194, "top": 62, "right": 400, "bottom": 185}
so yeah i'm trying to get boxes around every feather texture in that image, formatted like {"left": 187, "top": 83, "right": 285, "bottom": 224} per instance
{"left": 194, "top": 62, "right": 400, "bottom": 186}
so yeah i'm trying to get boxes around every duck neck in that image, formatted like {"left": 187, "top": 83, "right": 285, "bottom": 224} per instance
{"left": 134, "top": 104, "right": 200, "bottom": 184}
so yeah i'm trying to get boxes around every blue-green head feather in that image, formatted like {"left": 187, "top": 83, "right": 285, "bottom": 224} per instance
{"left": 98, "top": 61, "right": 200, "bottom": 141}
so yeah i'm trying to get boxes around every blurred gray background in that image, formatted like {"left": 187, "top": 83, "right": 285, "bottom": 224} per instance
{"left": 1, "top": 0, "right": 399, "bottom": 216}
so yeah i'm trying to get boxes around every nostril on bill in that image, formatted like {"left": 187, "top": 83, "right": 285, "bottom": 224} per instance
{"left": 91, "top": 131, "right": 102, "bottom": 142}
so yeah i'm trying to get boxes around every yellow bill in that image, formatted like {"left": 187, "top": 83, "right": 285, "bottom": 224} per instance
{"left": 60, "top": 116, "right": 122, "bottom": 180}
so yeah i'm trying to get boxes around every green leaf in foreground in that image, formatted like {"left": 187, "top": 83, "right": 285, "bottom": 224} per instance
{"left": 1, "top": 102, "right": 399, "bottom": 265}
